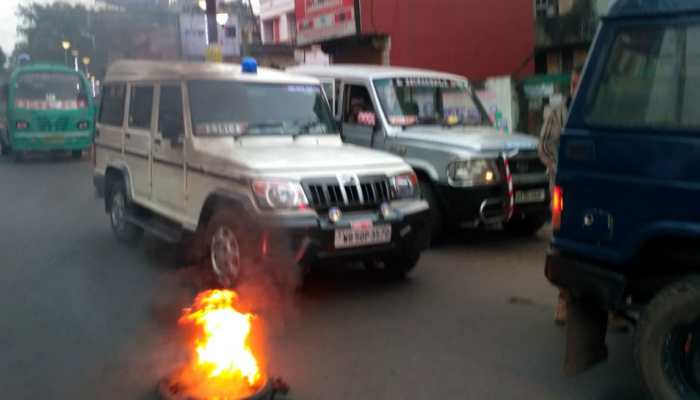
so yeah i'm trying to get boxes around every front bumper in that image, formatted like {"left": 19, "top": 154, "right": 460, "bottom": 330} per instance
{"left": 11, "top": 131, "right": 93, "bottom": 151}
{"left": 257, "top": 200, "right": 431, "bottom": 264}
{"left": 435, "top": 182, "right": 549, "bottom": 226}
{"left": 545, "top": 249, "right": 626, "bottom": 309}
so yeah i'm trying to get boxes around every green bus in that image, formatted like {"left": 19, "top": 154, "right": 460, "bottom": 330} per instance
{"left": 0, "top": 64, "right": 95, "bottom": 161}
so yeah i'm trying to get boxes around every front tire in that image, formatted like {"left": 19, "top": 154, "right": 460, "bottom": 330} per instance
{"left": 635, "top": 276, "right": 700, "bottom": 400}
{"left": 108, "top": 180, "right": 143, "bottom": 244}
{"left": 419, "top": 178, "right": 443, "bottom": 242}
{"left": 204, "top": 210, "right": 254, "bottom": 288}
{"left": 71, "top": 150, "right": 82, "bottom": 159}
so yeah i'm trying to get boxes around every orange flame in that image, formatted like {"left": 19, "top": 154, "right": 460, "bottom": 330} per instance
{"left": 175, "top": 289, "right": 265, "bottom": 399}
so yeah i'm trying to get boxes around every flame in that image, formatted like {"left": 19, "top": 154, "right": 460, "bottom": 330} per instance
{"left": 175, "top": 289, "right": 264, "bottom": 399}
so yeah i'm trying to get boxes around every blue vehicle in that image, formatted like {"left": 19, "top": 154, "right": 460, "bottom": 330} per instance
{"left": 545, "top": 1, "right": 700, "bottom": 398}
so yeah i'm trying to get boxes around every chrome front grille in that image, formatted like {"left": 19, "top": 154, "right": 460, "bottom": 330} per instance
{"left": 509, "top": 153, "right": 546, "bottom": 174}
{"left": 304, "top": 176, "right": 391, "bottom": 210}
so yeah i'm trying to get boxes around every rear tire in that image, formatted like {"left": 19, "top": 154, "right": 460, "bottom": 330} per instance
{"left": 419, "top": 178, "right": 443, "bottom": 242}
{"left": 635, "top": 276, "right": 700, "bottom": 400}
{"left": 108, "top": 180, "right": 143, "bottom": 244}
{"left": 71, "top": 150, "right": 82, "bottom": 159}
{"left": 13, "top": 151, "right": 24, "bottom": 163}
{"left": 504, "top": 213, "right": 547, "bottom": 236}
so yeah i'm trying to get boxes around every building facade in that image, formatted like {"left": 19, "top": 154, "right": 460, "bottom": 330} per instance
{"left": 259, "top": 0, "right": 297, "bottom": 44}
{"left": 294, "top": 0, "right": 536, "bottom": 81}
{"left": 534, "top": 0, "right": 613, "bottom": 74}
{"left": 175, "top": 0, "right": 260, "bottom": 62}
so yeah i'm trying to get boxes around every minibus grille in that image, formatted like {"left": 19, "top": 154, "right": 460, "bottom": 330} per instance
{"left": 37, "top": 116, "right": 52, "bottom": 131}
{"left": 34, "top": 116, "right": 72, "bottom": 132}
{"left": 55, "top": 116, "right": 70, "bottom": 131}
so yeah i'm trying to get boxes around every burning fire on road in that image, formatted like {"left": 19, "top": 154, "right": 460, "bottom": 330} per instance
{"left": 159, "top": 289, "right": 279, "bottom": 400}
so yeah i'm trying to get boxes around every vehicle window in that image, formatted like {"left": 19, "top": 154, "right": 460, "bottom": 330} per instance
{"left": 99, "top": 84, "right": 126, "bottom": 126}
{"left": 373, "top": 77, "right": 490, "bottom": 128}
{"left": 188, "top": 81, "right": 335, "bottom": 136}
{"left": 128, "top": 85, "right": 154, "bottom": 130}
{"left": 158, "top": 84, "right": 184, "bottom": 139}
{"left": 586, "top": 23, "right": 700, "bottom": 130}
{"left": 343, "top": 85, "right": 375, "bottom": 124}
{"left": 15, "top": 72, "right": 87, "bottom": 109}
{"left": 321, "top": 81, "right": 334, "bottom": 114}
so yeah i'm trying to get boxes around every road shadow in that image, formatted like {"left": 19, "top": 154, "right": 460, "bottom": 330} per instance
{"left": 6, "top": 152, "right": 87, "bottom": 164}
{"left": 436, "top": 225, "right": 550, "bottom": 251}
{"left": 300, "top": 262, "right": 417, "bottom": 299}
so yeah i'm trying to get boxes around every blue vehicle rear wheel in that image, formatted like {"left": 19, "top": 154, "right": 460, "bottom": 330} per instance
{"left": 636, "top": 276, "right": 700, "bottom": 400}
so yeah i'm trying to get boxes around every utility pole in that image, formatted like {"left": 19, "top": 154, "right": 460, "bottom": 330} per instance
{"left": 206, "top": 0, "right": 218, "bottom": 44}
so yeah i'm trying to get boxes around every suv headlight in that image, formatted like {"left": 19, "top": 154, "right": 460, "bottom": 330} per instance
{"left": 390, "top": 172, "right": 418, "bottom": 199}
{"left": 447, "top": 159, "right": 499, "bottom": 187}
{"left": 252, "top": 179, "right": 309, "bottom": 210}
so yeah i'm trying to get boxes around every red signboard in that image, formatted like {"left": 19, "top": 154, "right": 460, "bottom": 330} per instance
{"left": 295, "top": 0, "right": 357, "bottom": 45}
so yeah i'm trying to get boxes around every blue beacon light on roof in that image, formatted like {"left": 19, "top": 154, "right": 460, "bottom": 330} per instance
{"left": 241, "top": 57, "right": 258, "bottom": 74}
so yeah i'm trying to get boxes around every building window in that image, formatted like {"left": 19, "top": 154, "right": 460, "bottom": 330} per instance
{"left": 225, "top": 26, "right": 237, "bottom": 38}
{"left": 287, "top": 12, "right": 297, "bottom": 43}
{"left": 535, "top": 0, "right": 557, "bottom": 18}
{"left": 272, "top": 17, "right": 280, "bottom": 43}
{"left": 262, "top": 20, "right": 274, "bottom": 44}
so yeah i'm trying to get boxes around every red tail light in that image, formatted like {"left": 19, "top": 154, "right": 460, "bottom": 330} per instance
{"left": 551, "top": 185, "right": 563, "bottom": 231}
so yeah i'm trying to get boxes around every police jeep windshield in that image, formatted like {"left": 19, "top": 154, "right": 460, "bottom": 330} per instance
{"left": 188, "top": 81, "right": 336, "bottom": 136}
{"left": 374, "top": 77, "right": 491, "bottom": 128}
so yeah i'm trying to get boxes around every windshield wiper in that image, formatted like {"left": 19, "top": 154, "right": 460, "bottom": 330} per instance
{"left": 290, "top": 119, "right": 327, "bottom": 137}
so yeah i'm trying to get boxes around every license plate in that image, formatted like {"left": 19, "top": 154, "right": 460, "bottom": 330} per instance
{"left": 514, "top": 189, "right": 546, "bottom": 204}
{"left": 334, "top": 225, "right": 392, "bottom": 249}
{"left": 44, "top": 135, "right": 65, "bottom": 144}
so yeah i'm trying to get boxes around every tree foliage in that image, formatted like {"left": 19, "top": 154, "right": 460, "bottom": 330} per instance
{"left": 15, "top": 3, "right": 94, "bottom": 67}
{"left": 13, "top": 2, "right": 181, "bottom": 79}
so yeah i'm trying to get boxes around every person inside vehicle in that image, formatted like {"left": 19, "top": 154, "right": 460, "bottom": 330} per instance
{"left": 348, "top": 97, "right": 368, "bottom": 123}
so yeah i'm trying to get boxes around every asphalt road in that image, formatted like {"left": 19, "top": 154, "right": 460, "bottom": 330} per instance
{"left": 0, "top": 155, "right": 649, "bottom": 400}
